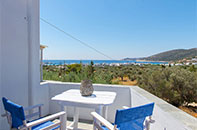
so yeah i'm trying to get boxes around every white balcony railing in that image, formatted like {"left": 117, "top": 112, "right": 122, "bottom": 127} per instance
{"left": 37, "top": 81, "right": 197, "bottom": 130}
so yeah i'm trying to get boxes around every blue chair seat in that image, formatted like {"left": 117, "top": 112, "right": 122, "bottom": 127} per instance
{"left": 32, "top": 121, "right": 60, "bottom": 130}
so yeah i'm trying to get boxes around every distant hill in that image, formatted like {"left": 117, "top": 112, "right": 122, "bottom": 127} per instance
{"left": 123, "top": 48, "right": 197, "bottom": 61}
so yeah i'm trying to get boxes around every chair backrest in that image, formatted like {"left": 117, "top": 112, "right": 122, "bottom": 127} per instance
{"left": 2, "top": 97, "right": 26, "bottom": 128}
{"left": 114, "top": 103, "right": 154, "bottom": 130}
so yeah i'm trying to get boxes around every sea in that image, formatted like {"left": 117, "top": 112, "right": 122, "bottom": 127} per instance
{"left": 43, "top": 60, "right": 168, "bottom": 65}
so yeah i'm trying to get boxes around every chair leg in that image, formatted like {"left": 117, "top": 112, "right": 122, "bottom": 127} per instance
{"left": 145, "top": 119, "right": 150, "bottom": 130}
{"left": 145, "top": 116, "right": 155, "bottom": 130}
{"left": 60, "top": 105, "right": 67, "bottom": 130}
{"left": 93, "top": 119, "right": 96, "bottom": 130}
{"left": 39, "top": 106, "right": 42, "bottom": 118}
{"left": 95, "top": 106, "right": 102, "bottom": 130}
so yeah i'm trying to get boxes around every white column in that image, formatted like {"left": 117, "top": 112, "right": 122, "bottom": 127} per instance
{"left": 27, "top": 0, "right": 40, "bottom": 107}
{"left": 40, "top": 48, "right": 43, "bottom": 82}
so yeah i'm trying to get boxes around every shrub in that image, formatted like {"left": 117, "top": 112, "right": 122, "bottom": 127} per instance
{"left": 139, "top": 67, "right": 197, "bottom": 106}
{"left": 43, "top": 64, "right": 197, "bottom": 107}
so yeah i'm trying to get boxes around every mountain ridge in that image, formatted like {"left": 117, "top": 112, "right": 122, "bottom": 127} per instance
{"left": 123, "top": 48, "right": 197, "bottom": 61}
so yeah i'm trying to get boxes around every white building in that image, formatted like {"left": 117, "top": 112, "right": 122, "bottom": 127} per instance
{"left": 0, "top": 0, "right": 41, "bottom": 129}
{"left": 0, "top": 1, "right": 197, "bottom": 130}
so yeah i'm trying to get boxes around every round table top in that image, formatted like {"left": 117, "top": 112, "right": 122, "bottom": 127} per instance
{"left": 52, "top": 89, "right": 117, "bottom": 106}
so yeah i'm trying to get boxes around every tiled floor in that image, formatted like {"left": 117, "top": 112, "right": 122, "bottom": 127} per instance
{"left": 53, "top": 118, "right": 93, "bottom": 130}
{"left": 67, "top": 119, "right": 93, "bottom": 130}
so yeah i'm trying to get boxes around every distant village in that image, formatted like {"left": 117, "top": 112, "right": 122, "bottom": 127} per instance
{"left": 169, "top": 56, "right": 197, "bottom": 66}
{"left": 44, "top": 56, "right": 197, "bottom": 67}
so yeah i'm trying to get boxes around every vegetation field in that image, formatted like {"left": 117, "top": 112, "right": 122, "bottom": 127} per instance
{"left": 43, "top": 62, "right": 197, "bottom": 117}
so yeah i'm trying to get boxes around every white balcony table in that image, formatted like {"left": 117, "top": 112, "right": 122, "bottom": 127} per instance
{"left": 51, "top": 89, "right": 116, "bottom": 130}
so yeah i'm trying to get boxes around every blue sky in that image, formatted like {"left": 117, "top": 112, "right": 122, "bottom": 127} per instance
{"left": 40, "top": 0, "right": 196, "bottom": 60}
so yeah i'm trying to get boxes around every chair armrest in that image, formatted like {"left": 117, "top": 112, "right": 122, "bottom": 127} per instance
{"left": 91, "top": 112, "right": 115, "bottom": 130}
{"left": 24, "top": 104, "right": 44, "bottom": 119}
{"left": 24, "top": 104, "right": 44, "bottom": 111}
{"left": 1, "top": 113, "right": 7, "bottom": 117}
{"left": 146, "top": 116, "right": 155, "bottom": 123}
{"left": 26, "top": 111, "right": 66, "bottom": 128}
{"left": 122, "top": 106, "right": 130, "bottom": 109}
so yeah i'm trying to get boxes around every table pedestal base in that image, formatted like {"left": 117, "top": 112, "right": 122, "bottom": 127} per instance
{"left": 61, "top": 105, "right": 108, "bottom": 130}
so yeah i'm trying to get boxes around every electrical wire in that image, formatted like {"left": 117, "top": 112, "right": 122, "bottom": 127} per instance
{"left": 40, "top": 18, "right": 114, "bottom": 60}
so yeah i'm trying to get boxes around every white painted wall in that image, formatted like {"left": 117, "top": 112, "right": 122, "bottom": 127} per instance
{"left": 39, "top": 82, "right": 50, "bottom": 116}
{"left": 0, "top": 0, "right": 40, "bottom": 129}
{"left": 0, "top": 0, "right": 3, "bottom": 128}
{"left": 0, "top": 1, "right": 29, "bottom": 129}
{"left": 1, "top": 0, "right": 28, "bottom": 105}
